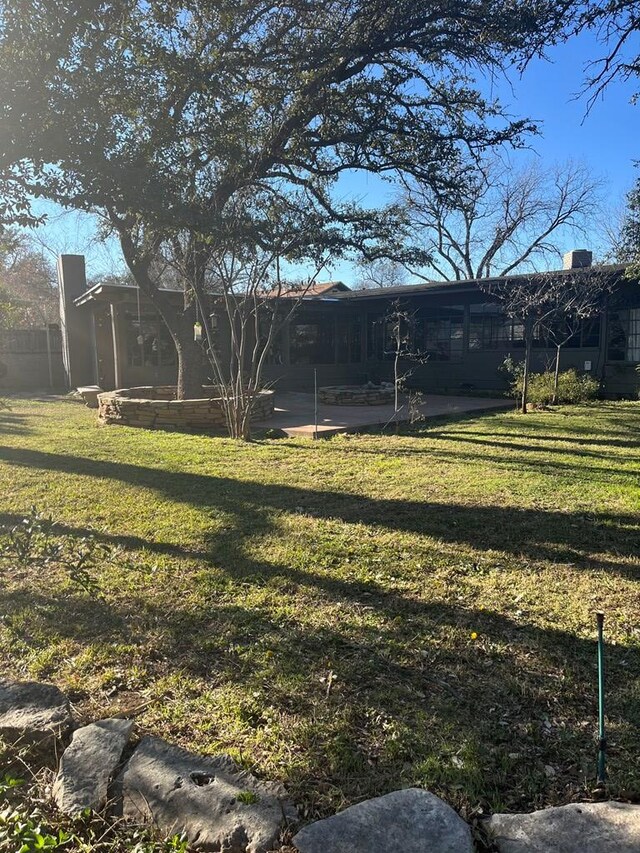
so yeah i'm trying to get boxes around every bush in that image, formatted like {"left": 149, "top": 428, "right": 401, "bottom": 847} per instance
{"left": 0, "top": 506, "right": 106, "bottom": 595}
{"left": 515, "top": 368, "right": 600, "bottom": 406}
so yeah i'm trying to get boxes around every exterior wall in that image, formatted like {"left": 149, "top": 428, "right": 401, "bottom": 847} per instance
{"left": 387, "top": 346, "right": 604, "bottom": 395}
{"left": 77, "top": 271, "right": 640, "bottom": 399}
{"left": 602, "top": 363, "right": 640, "bottom": 397}
{"left": 266, "top": 290, "right": 615, "bottom": 395}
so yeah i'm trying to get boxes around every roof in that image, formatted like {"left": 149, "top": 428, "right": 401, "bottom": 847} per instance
{"left": 73, "top": 281, "right": 183, "bottom": 307}
{"left": 73, "top": 264, "right": 630, "bottom": 308}
{"left": 327, "top": 264, "right": 628, "bottom": 302}
{"left": 279, "top": 280, "right": 351, "bottom": 298}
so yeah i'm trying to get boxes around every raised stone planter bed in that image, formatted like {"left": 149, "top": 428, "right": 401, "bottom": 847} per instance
{"left": 97, "top": 386, "right": 274, "bottom": 431}
{"left": 318, "top": 383, "right": 395, "bottom": 405}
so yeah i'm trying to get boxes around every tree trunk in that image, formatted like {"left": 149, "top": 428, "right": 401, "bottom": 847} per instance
{"left": 175, "top": 331, "right": 203, "bottom": 399}
{"left": 553, "top": 344, "right": 561, "bottom": 404}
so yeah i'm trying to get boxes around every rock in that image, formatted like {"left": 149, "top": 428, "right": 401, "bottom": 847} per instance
{"left": 118, "top": 736, "right": 295, "bottom": 852}
{"left": 76, "top": 386, "right": 103, "bottom": 409}
{"left": 0, "top": 680, "right": 72, "bottom": 744}
{"left": 292, "top": 788, "right": 473, "bottom": 853}
{"left": 53, "top": 718, "right": 133, "bottom": 815}
{"left": 486, "top": 801, "right": 640, "bottom": 852}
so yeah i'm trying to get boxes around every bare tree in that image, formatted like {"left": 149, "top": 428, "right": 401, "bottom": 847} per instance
{"left": 539, "top": 270, "right": 617, "bottom": 402}
{"left": 595, "top": 199, "right": 629, "bottom": 264}
{"left": 403, "top": 157, "right": 605, "bottom": 281}
{"left": 355, "top": 258, "right": 409, "bottom": 290}
{"left": 0, "top": 228, "right": 57, "bottom": 326}
{"left": 481, "top": 267, "right": 617, "bottom": 412}
{"left": 479, "top": 274, "right": 562, "bottom": 413}
{"left": 378, "top": 299, "right": 428, "bottom": 429}
{"left": 162, "top": 221, "right": 330, "bottom": 439}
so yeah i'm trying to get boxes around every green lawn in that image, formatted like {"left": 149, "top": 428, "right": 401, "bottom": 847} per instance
{"left": 1, "top": 398, "right": 639, "bottom": 822}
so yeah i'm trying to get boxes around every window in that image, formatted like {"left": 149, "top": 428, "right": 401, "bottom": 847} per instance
{"left": 580, "top": 317, "right": 601, "bottom": 348}
{"left": 367, "top": 314, "right": 383, "bottom": 359}
{"left": 124, "top": 312, "right": 176, "bottom": 367}
{"left": 258, "top": 318, "right": 285, "bottom": 365}
{"left": 469, "top": 304, "right": 509, "bottom": 350}
{"left": 416, "top": 305, "right": 464, "bottom": 361}
{"left": 607, "top": 309, "right": 640, "bottom": 362}
{"left": 367, "top": 313, "right": 415, "bottom": 360}
{"left": 336, "top": 318, "right": 361, "bottom": 363}
{"left": 556, "top": 316, "right": 601, "bottom": 349}
{"left": 290, "top": 313, "right": 335, "bottom": 364}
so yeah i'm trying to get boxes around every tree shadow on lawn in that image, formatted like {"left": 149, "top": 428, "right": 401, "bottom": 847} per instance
{"left": 471, "top": 431, "right": 640, "bottom": 452}
{"left": 419, "top": 431, "right": 640, "bottom": 466}
{"left": 1, "top": 443, "right": 640, "bottom": 812}
{"left": 280, "top": 439, "right": 640, "bottom": 483}
{"left": 1, "top": 570, "right": 639, "bottom": 816}
{"left": 0, "top": 411, "right": 35, "bottom": 436}
{"left": 0, "top": 444, "right": 638, "bottom": 577}
{"left": 315, "top": 425, "right": 640, "bottom": 467}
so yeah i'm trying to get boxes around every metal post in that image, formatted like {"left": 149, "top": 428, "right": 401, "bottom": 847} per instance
{"left": 596, "top": 611, "right": 606, "bottom": 785}
{"left": 110, "top": 304, "right": 122, "bottom": 389}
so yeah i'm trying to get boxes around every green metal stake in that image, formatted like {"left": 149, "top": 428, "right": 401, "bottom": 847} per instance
{"left": 596, "top": 611, "right": 606, "bottom": 785}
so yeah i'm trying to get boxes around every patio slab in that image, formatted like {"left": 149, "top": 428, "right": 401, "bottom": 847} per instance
{"left": 255, "top": 392, "right": 511, "bottom": 437}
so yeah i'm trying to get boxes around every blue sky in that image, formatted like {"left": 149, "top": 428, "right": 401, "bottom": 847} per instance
{"left": 33, "top": 26, "right": 640, "bottom": 286}
{"left": 509, "top": 28, "right": 638, "bottom": 194}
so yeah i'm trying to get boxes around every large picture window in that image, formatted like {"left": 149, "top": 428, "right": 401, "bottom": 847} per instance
{"left": 416, "top": 305, "right": 464, "bottom": 361}
{"left": 607, "top": 309, "right": 640, "bottom": 362}
{"left": 290, "top": 312, "right": 335, "bottom": 364}
{"left": 124, "top": 312, "right": 176, "bottom": 367}
{"left": 336, "top": 318, "right": 361, "bottom": 363}
{"left": 366, "top": 313, "right": 414, "bottom": 361}
{"left": 552, "top": 316, "right": 601, "bottom": 349}
{"left": 469, "top": 304, "right": 509, "bottom": 350}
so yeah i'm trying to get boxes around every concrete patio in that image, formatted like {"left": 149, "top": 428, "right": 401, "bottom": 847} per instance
{"left": 254, "top": 391, "right": 511, "bottom": 437}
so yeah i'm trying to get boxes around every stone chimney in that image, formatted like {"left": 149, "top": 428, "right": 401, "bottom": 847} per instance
{"left": 563, "top": 249, "right": 592, "bottom": 270}
{"left": 58, "top": 254, "right": 94, "bottom": 389}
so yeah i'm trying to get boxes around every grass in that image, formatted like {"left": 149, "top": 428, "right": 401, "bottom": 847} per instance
{"left": 0, "top": 397, "right": 639, "bottom": 830}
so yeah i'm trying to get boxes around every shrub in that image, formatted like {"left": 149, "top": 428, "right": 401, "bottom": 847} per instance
{"left": 0, "top": 506, "right": 106, "bottom": 595}
{"left": 514, "top": 368, "right": 600, "bottom": 407}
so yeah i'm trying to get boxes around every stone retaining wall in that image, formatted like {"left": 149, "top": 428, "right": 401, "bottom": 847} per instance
{"left": 319, "top": 384, "right": 395, "bottom": 405}
{"left": 97, "top": 386, "right": 274, "bottom": 430}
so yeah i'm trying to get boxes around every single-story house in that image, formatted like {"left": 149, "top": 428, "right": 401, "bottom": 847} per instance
{"left": 57, "top": 251, "right": 640, "bottom": 398}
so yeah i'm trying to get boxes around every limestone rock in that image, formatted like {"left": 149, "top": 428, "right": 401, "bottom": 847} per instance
{"left": 0, "top": 680, "right": 72, "bottom": 743}
{"left": 76, "top": 386, "right": 103, "bottom": 409}
{"left": 118, "top": 736, "right": 296, "bottom": 852}
{"left": 292, "top": 788, "right": 473, "bottom": 853}
{"left": 53, "top": 718, "right": 133, "bottom": 815}
{"left": 486, "top": 801, "right": 640, "bottom": 852}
